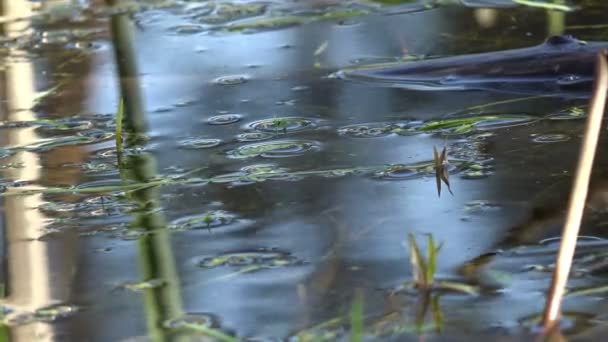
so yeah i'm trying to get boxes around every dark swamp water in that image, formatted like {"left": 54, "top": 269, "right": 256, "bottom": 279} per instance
{"left": 5, "top": 0, "right": 608, "bottom": 341}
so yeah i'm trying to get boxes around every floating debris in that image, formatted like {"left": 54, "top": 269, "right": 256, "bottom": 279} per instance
{"left": 178, "top": 137, "right": 222, "bottom": 149}
{"left": 207, "top": 114, "right": 243, "bottom": 125}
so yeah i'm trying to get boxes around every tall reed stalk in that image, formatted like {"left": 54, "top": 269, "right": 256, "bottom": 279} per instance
{"left": 543, "top": 51, "right": 608, "bottom": 333}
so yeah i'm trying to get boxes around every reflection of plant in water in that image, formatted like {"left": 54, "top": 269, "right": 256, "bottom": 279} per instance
{"left": 350, "top": 289, "right": 364, "bottom": 342}
{"left": 414, "top": 293, "right": 443, "bottom": 335}
{"left": 368, "top": 291, "right": 444, "bottom": 338}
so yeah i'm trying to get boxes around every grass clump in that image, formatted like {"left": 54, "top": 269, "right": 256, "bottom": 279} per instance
{"left": 407, "top": 233, "right": 478, "bottom": 295}
{"left": 408, "top": 233, "right": 442, "bottom": 291}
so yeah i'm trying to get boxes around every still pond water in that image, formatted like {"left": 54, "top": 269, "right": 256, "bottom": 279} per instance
{"left": 3, "top": 0, "right": 608, "bottom": 341}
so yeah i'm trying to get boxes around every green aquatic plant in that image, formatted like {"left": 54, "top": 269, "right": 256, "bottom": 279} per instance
{"left": 408, "top": 233, "right": 442, "bottom": 291}
{"left": 271, "top": 116, "right": 288, "bottom": 133}
{"left": 431, "top": 295, "right": 443, "bottom": 333}
{"left": 407, "top": 234, "right": 478, "bottom": 295}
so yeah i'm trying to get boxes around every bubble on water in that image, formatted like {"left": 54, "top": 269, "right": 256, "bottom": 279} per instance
{"left": 531, "top": 133, "right": 570, "bottom": 143}
{"left": 291, "top": 85, "right": 309, "bottom": 91}
{"left": 34, "top": 304, "right": 79, "bottom": 322}
{"left": 198, "top": 248, "right": 302, "bottom": 269}
{"left": 227, "top": 140, "right": 320, "bottom": 159}
{"left": 461, "top": 169, "right": 493, "bottom": 179}
{"left": 168, "top": 24, "right": 205, "bottom": 35}
{"left": 178, "top": 138, "right": 222, "bottom": 149}
{"left": 211, "top": 164, "right": 295, "bottom": 185}
{"left": 248, "top": 117, "right": 315, "bottom": 133}
{"left": 173, "top": 99, "right": 196, "bottom": 107}
{"left": 170, "top": 210, "right": 236, "bottom": 231}
{"left": 235, "top": 132, "right": 274, "bottom": 142}
{"left": 207, "top": 113, "right": 242, "bottom": 125}
{"left": 465, "top": 200, "right": 501, "bottom": 213}
{"left": 212, "top": 74, "right": 249, "bottom": 85}
{"left": 556, "top": 74, "right": 586, "bottom": 86}
{"left": 338, "top": 122, "right": 396, "bottom": 138}
{"left": 120, "top": 279, "right": 166, "bottom": 292}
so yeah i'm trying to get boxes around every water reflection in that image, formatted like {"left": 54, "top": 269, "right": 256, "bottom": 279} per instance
{"left": 1, "top": 1, "right": 79, "bottom": 341}
{"left": 1, "top": 0, "right": 608, "bottom": 341}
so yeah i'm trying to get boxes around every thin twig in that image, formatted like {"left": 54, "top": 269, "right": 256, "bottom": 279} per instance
{"left": 542, "top": 52, "right": 608, "bottom": 332}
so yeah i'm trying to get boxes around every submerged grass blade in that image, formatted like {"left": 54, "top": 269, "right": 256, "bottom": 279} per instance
{"left": 175, "top": 323, "right": 240, "bottom": 342}
{"left": 434, "top": 281, "right": 479, "bottom": 295}
{"left": 512, "top": 0, "right": 575, "bottom": 12}
{"left": 431, "top": 295, "right": 443, "bottom": 333}
{"left": 566, "top": 284, "right": 608, "bottom": 297}
{"left": 543, "top": 52, "right": 608, "bottom": 332}
{"left": 465, "top": 95, "right": 552, "bottom": 113}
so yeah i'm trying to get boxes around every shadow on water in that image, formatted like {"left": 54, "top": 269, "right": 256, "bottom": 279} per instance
{"left": 3, "top": 0, "right": 608, "bottom": 341}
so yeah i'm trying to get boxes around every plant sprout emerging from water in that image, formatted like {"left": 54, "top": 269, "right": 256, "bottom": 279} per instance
{"left": 407, "top": 234, "right": 478, "bottom": 295}
{"left": 433, "top": 146, "right": 453, "bottom": 197}
{"left": 203, "top": 213, "right": 214, "bottom": 228}
{"left": 408, "top": 233, "right": 442, "bottom": 291}
{"left": 271, "top": 116, "right": 288, "bottom": 133}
